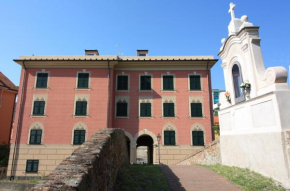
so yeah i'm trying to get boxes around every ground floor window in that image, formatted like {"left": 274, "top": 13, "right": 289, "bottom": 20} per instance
{"left": 192, "top": 131, "right": 204, "bottom": 146}
{"left": 26, "top": 160, "right": 39, "bottom": 173}
{"left": 164, "top": 131, "right": 175, "bottom": 145}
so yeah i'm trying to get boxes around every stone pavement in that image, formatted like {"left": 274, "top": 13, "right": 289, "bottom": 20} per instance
{"left": 159, "top": 165, "right": 241, "bottom": 191}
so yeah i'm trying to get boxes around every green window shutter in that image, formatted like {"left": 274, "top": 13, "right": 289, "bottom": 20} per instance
{"left": 117, "top": 76, "right": 128, "bottom": 90}
{"left": 164, "top": 103, "right": 174, "bottom": 117}
{"left": 163, "top": 103, "right": 168, "bottom": 116}
{"left": 26, "top": 160, "right": 39, "bottom": 173}
{"left": 75, "top": 101, "right": 87, "bottom": 116}
{"left": 140, "top": 103, "right": 151, "bottom": 117}
{"left": 30, "top": 130, "right": 36, "bottom": 144}
{"left": 192, "top": 131, "right": 204, "bottom": 146}
{"left": 78, "top": 73, "right": 89, "bottom": 88}
{"left": 32, "top": 160, "right": 39, "bottom": 172}
{"left": 198, "top": 131, "right": 204, "bottom": 146}
{"left": 197, "top": 103, "right": 202, "bottom": 117}
{"left": 164, "top": 131, "right": 175, "bottom": 145}
{"left": 146, "top": 103, "right": 151, "bottom": 116}
{"left": 33, "top": 101, "right": 45, "bottom": 115}
{"left": 141, "top": 76, "right": 151, "bottom": 90}
{"left": 163, "top": 76, "right": 173, "bottom": 90}
{"left": 140, "top": 103, "right": 146, "bottom": 116}
{"left": 36, "top": 73, "right": 48, "bottom": 88}
{"left": 117, "top": 102, "right": 127, "bottom": 117}
{"left": 190, "top": 75, "right": 201, "bottom": 90}
{"left": 36, "top": 130, "right": 42, "bottom": 144}
{"left": 80, "top": 130, "right": 86, "bottom": 144}
{"left": 26, "top": 160, "right": 32, "bottom": 172}
{"left": 191, "top": 103, "right": 202, "bottom": 117}
{"left": 74, "top": 130, "right": 80, "bottom": 144}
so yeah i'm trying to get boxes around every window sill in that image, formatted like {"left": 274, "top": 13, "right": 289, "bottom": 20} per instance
{"left": 138, "top": 116, "right": 153, "bottom": 119}
{"left": 115, "top": 116, "right": 129, "bottom": 119}
{"left": 73, "top": 115, "right": 89, "bottom": 118}
{"left": 28, "top": 143, "right": 43, "bottom": 146}
{"left": 189, "top": 116, "right": 205, "bottom": 119}
{"left": 25, "top": 172, "right": 38, "bottom": 174}
{"left": 161, "top": 90, "right": 176, "bottom": 92}
{"left": 30, "top": 115, "right": 46, "bottom": 118}
{"left": 115, "top": 90, "right": 130, "bottom": 92}
{"left": 75, "top": 88, "right": 91, "bottom": 90}
{"left": 161, "top": 116, "right": 177, "bottom": 119}
{"left": 191, "top": 145, "right": 205, "bottom": 147}
{"left": 138, "top": 90, "right": 153, "bottom": 93}
{"left": 188, "top": 90, "right": 203, "bottom": 92}
{"left": 33, "top": 87, "right": 49, "bottom": 90}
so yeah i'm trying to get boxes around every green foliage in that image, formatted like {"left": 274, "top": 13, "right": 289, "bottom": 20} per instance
{"left": 213, "top": 124, "right": 220, "bottom": 135}
{"left": 0, "top": 142, "right": 9, "bottom": 167}
{"left": 114, "top": 164, "right": 170, "bottom": 191}
{"left": 201, "top": 164, "right": 285, "bottom": 191}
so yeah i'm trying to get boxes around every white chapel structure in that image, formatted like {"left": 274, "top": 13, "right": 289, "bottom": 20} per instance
{"left": 218, "top": 3, "right": 290, "bottom": 188}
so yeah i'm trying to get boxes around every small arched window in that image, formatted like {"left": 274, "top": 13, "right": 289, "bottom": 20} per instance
{"left": 232, "top": 64, "right": 243, "bottom": 98}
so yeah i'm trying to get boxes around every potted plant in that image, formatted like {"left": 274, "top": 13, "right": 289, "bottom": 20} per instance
{"left": 225, "top": 91, "right": 231, "bottom": 103}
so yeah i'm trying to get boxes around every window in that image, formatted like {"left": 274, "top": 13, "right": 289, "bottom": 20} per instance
{"left": 164, "top": 103, "right": 175, "bottom": 117}
{"left": 36, "top": 73, "right": 48, "bottom": 88}
{"left": 29, "top": 130, "right": 42, "bottom": 145}
{"left": 232, "top": 64, "right": 243, "bottom": 98}
{"left": 138, "top": 53, "right": 146, "bottom": 56}
{"left": 164, "top": 131, "right": 175, "bottom": 145}
{"left": 140, "top": 76, "right": 151, "bottom": 90}
{"left": 213, "top": 92, "right": 219, "bottom": 104}
{"left": 116, "top": 102, "right": 128, "bottom": 117}
{"left": 163, "top": 75, "right": 174, "bottom": 90}
{"left": 73, "top": 130, "right": 86, "bottom": 145}
{"left": 192, "top": 131, "right": 204, "bottom": 146}
{"left": 191, "top": 103, "right": 202, "bottom": 117}
{"left": 75, "top": 101, "right": 87, "bottom": 116}
{"left": 189, "top": 75, "right": 201, "bottom": 90}
{"left": 33, "top": 101, "right": 45, "bottom": 116}
{"left": 77, "top": 73, "right": 89, "bottom": 88}
{"left": 117, "top": 75, "right": 128, "bottom": 90}
{"left": 87, "top": 53, "right": 95, "bottom": 56}
{"left": 140, "top": 103, "right": 151, "bottom": 117}
{"left": 26, "top": 160, "right": 39, "bottom": 173}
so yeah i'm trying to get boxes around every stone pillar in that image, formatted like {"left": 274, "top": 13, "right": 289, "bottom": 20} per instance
{"left": 130, "top": 142, "right": 137, "bottom": 164}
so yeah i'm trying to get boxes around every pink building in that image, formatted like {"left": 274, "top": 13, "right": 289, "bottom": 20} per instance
{"left": 8, "top": 50, "right": 217, "bottom": 177}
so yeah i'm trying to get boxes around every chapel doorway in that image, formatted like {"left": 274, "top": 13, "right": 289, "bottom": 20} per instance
{"left": 136, "top": 135, "right": 153, "bottom": 164}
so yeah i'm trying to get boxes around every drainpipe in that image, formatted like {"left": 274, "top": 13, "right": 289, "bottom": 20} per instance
{"left": 206, "top": 61, "right": 215, "bottom": 141}
{"left": 10, "top": 61, "right": 26, "bottom": 180}
{"left": 106, "top": 61, "right": 111, "bottom": 128}
{"left": 8, "top": 93, "right": 17, "bottom": 144}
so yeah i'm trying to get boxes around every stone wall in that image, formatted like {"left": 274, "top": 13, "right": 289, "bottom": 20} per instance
{"left": 177, "top": 139, "right": 220, "bottom": 165}
{"left": 0, "top": 167, "right": 7, "bottom": 179}
{"left": 0, "top": 182, "right": 35, "bottom": 191}
{"left": 30, "top": 128, "right": 128, "bottom": 191}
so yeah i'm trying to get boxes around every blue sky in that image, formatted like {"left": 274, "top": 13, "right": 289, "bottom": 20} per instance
{"left": 0, "top": 0, "right": 289, "bottom": 89}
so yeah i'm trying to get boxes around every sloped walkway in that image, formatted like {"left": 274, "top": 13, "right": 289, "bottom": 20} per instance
{"left": 160, "top": 165, "right": 241, "bottom": 191}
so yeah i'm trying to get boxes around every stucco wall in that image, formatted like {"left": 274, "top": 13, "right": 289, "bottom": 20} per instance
{"left": 30, "top": 128, "right": 128, "bottom": 191}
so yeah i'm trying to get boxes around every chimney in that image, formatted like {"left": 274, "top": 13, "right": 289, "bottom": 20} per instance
{"left": 85, "top": 49, "right": 99, "bottom": 56}
{"left": 137, "top": 50, "right": 148, "bottom": 56}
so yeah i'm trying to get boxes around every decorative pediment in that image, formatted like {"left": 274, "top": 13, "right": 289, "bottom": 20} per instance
{"left": 30, "top": 121, "right": 44, "bottom": 130}
{"left": 33, "top": 94, "right": 48, "bottom": 102}
{"left": 116, "top": 96, "right": 129, "bottom": 103}
{"left": 75, "top": 94, "right": 89, "bottom": 102}
{"left": 191, "top": 123, "right": 205, "bottom": 132}
{"left": 189, "top": 96, "right": 203, "bottom": 103}
{"left": 162, "top": 96, "right": 176, "bottom": 103}
{"left": 163, "top": 122, "right": 177, "bottom": 131}
{"left": 73, "top": 121, "right": 87, "bottom": 130}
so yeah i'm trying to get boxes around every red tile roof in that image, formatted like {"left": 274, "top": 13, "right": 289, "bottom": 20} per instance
{"left": 0, "top": 72, "right": 18, "bottom": 92}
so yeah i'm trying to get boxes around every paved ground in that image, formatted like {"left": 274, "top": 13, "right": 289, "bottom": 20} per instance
{"left": 159, "top": 165, "right": 241, "bottom": 191}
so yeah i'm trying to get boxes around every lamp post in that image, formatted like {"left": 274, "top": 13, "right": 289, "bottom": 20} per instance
{"left": 157, "top": 133, "right": 161, "bottom": 164}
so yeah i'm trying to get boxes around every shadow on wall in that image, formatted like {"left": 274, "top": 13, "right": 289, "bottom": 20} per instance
{"left": 159, "top": 164, "right": 186, "bottom": 191}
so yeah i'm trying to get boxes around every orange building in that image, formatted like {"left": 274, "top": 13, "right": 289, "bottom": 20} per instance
{"left": 0, "top": 72, "right": 18, "bottom": 144}
{"left": 8, "top": 50, "right": 218, "bottom": 177}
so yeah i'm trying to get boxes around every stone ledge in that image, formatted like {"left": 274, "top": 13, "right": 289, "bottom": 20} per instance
{"left": 30, "top": 128, "right": 128, "bottom": 191}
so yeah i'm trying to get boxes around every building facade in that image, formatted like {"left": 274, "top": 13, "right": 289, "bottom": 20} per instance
{"left": 0, "top": 72, "right": 18, "bottom": 144}
{"left": 8, "top": 50, "right": 217, "bottom": 177}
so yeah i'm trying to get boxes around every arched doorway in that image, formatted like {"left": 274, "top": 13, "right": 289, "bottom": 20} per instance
{"left": 125, "top": 136, "right": 130, "bottom": 161}
{"left": 136, "top": 135, "right": 153, "bottom": 164}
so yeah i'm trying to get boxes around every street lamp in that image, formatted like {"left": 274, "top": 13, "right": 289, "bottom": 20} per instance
{"left": 157, "top": 133, "right": 161, "bottom": 164}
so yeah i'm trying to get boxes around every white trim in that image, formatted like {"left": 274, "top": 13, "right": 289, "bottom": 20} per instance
{"left": 138, "top": 96, "right": 153, "bottom": 118}
{"left": 162, "top": 122, "right": 177, "bottom": 145}
{"left": 161, "top": 96, "right": 176, "bottom": 118}
{"left": 116, "top": 73, "right": 130, "bottom": 92}
{"left": 139, "top": 72, "right": 153, "bottom": 92}
{"left": 34, "top": 70, "right": 50, "bottom": 90}
{"left": 115, "top": 96, "right": 130, "bottom": 118}
{"left": 75, "top": 69, "right": 91, "bottom": 90}
{"left": 71, "top": 121, "right": 88, "bottom": 145}
{"left": 188, "top": 72, "right": 203, "bottom": 92}
{"left": 188, "top": 96, "right": 205, "bottom": 119}
{"left": 31, "top": 94, "right": 48, "bottom": 117}
{"left": 190, "top": 123, "right": 206, "bottom": 146}
{"left": 161, "top": 72, "right": 176, "bottom": 91}
{"left": 73, "top": 94, "right": 90, "bottom": 117}
{"left": 27, "top": 121, "right": 44, "bottom": 145}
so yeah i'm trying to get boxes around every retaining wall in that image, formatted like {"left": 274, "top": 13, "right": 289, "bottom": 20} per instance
{"left": 30, "top": 128, "right": 128, "bottom": 191}
{"left": 177, "top": 139, "right": 220, "bottom": 165}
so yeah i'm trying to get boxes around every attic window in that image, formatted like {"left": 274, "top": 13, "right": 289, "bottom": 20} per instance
{"left": 87, "top": 54, "right": 95, "bottom": 56}
{"left": 139, "top": 53, "right": 147, "bottom": 56}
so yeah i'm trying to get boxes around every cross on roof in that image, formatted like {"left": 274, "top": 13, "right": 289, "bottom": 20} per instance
{"left": 228, "top": 2, "right": 236, "bottom": 20}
